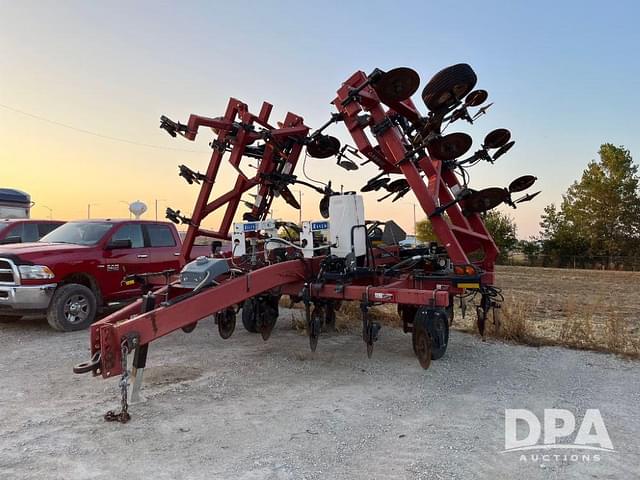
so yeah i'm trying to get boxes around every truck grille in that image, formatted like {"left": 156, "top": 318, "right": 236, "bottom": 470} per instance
{"left": 0, "top": 259, "right": 17, "bottom": 284}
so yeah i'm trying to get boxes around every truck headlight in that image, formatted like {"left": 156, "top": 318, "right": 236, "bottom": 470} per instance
{"left": 19, "top": 265, "right": 55, "bottom": 280}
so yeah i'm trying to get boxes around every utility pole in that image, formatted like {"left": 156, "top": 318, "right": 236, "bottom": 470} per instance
{"left": 87, "top": 203, "right": 99, "bottom": 219}
{"left": 155, "top": 199, "right": 167, "bottom": 221}
{"left": 403, "top": 202, "right": 418, "bottom": 235}
{"left": 293, "top": 189, "right": 304, "bottom": 225}
{"left": 413, "top": 203, "right": 417, "bottom": 235}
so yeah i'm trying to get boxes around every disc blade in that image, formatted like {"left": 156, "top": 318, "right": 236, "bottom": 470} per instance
{"left": 515, "top": 190, "right": 542, "bottom": 203}
{"left": 307, "top": 135, "right": 341, "bottom": 159}
{"left": 465, "top": 89, "right": 488, "bottom": 107}
{"left": 392, "top": 187, "right": 411, "bottom": 202}
{"left": 463, "top": 187, "right": 509, "bottom": 214}
{"left": 319, "top": 195, "right": 330, "bottom": 218}
{"left": 337, "top": 158, "right": 359, "bottom": 171}
{"left": 483, "top": 128, "right": 511, "bottom": 149}
{"left": 427, "top": 132, "right": 473, "bottom": 160}
{"left": 385, "top": 178, "right": 409, "bottom": 192}
{"left": 492, "top": 140, "right": 515, "bottom": 161}
{"left": 374, "top": 67, "right": 420, "bottom": 104}
{"left": 279, "top": 186, "right": 301, "bottom": 209}
{"left": 508, "top": 175, "right": 537, "bottom": 193}
{"left": 361, "top": 177, "right": 389, "bottom": 192}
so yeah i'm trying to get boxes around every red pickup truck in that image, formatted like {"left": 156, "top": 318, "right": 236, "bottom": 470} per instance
{"left": 0, "top": 219, "right": 64, "bottom": 244}
{"left": 0, "top": 219, "right": 209, "bottom": 331}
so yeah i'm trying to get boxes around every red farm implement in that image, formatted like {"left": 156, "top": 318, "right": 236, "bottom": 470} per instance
{"left": 74, "top": 64, "right": 539, "bottom": 422}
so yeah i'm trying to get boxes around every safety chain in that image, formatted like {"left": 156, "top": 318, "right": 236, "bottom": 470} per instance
{"left": 104, "top": 339, "right": 132, "bottom": 423}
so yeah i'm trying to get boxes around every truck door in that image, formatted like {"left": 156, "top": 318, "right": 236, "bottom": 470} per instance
{"left": 143, "top": 223, "right": 182, "bottom": 273}
{"left": 102, "top": 223, "right": 148, "bottom": 299}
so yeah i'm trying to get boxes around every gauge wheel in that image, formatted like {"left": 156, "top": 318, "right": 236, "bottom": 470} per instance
{"left": 217, "top": 308, "right": 236, "bottom": 339}
{"left": 428, "top": 309, "right": 450, "bottom": 360}
{"left": 421, "top": 64, "right": 477, "bottom": 112}
{"left": 413, "top": 307, "right": 449, "bottom": 361}
{"left": 241, "top": 298, "right": 259, "bottom": 333}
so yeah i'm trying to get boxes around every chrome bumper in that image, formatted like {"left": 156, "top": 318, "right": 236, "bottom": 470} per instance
{"left": 0, "top": 283, "right": 57, "bottom": 311}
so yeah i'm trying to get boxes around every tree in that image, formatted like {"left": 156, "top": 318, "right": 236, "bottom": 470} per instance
{"left": 415, "top": 219, "right": 437, "bottom": 243}
{"left": 278, "top": 225, "right": 299, "bottom": 241}
{"left": 540, "top": 144, "right": 640, "bottom": 265}
{"left": 482, "top": 210, "right": 518, "bottom": 256}
{"left": 416, "top": 210, "right": 517, "bottom": 258}
{"left": 519, "top": 239, "right": 541, "bottom": 265}
{"left": 539, "top": 204, "right": 588, "bottom": 259}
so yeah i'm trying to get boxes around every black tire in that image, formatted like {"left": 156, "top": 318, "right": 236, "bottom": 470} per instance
{"left": 241, "top": 299, "right": 258, "bottom": 333}
{"left": 421, "top": 64, "right": 477, "bottom": 112}
{"left": 429, "top": 309, "right": 450, "bottom": 360}
{"left": 47, "top": 284, "right": 97, "bottom": 332}
{"left": 414, "top": 307, "right": 449, "bottom": 360}
{"left": 0, "top": 315, "right": 21, "bottom": 323}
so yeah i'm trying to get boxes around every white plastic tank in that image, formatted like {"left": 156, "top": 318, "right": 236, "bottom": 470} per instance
{"left": 329, "top": 194, "right": 366, "bottom": 258}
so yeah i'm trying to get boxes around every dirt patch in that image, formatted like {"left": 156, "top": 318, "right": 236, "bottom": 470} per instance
{"left": 143, "top": 365, "right": 204, "bottom": 385}
{"left": 1, "top": 313, "right": 638, "bottom": 479}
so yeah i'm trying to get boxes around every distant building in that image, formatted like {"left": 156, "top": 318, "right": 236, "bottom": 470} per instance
{"left": 0, "top": 189, "right": 31, "bottom": 219}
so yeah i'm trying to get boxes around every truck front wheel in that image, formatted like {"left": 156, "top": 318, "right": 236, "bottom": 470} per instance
{"left": 47, "top": 284, "right": 97, "bottom": 332}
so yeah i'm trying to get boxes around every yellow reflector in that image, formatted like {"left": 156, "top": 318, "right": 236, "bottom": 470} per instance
{"left": 457, "top": 282, "right": 480, "bottom": 289}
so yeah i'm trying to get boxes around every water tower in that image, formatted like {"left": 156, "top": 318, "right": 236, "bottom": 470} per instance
{"left": 128, "top": 201, "right": 147, "bottom": 219}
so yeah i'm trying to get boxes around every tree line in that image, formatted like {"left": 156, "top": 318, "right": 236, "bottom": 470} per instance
{"left": 416, "top": 144, "right": 640, "bottom": 270}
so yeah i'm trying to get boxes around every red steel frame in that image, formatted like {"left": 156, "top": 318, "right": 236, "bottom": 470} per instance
{"left": 86, "top": 72, "right": 499, "bottom": 379}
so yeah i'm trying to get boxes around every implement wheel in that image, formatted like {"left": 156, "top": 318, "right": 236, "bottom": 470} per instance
{"left": 241, "top": 298, "right": 259, "bottom": 333}
{"left": 413, "top": 307, "right": 450, "bottom": 363}
{"left": 428, "top": 309, "right": 450, "bottom": 360}
{"left": 242, "top": 295, "right": 280, "bottom": 339}
{"left": 421, "top": 63, "right": 477, "bottom": 112}
{"left": 217, "top": 308, "right": 236, "bottom": 339}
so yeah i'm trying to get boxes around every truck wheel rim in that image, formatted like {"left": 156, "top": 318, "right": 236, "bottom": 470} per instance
{"left": 64, "top": 295, "right": 89, "bottom": 324}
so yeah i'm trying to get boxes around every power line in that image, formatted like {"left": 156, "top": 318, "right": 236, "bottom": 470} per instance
{"left": 0, "top": 102, "right": 209, "bottom": 154}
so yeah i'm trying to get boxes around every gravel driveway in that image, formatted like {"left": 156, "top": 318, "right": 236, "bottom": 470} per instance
{"left": 1, "top": 310, "right": 638, "bottom": 479}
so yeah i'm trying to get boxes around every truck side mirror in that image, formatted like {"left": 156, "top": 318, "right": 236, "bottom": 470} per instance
{"left": 0, "top": 236, "right": 22, "bottom": 245}
{"left": 106, "top": 239, "right": 133, "bottom": 250}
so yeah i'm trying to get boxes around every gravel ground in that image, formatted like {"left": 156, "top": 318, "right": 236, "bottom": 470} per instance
{"left": 1, "top": 310, "right": 638, "bottom": 479}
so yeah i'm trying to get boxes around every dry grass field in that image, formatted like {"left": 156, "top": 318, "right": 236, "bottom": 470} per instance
{"left": 485, "top": 265, "right": 640, "bottom": 357}
{"left": 290, "top": 265, "right": 640, "bottom": 358}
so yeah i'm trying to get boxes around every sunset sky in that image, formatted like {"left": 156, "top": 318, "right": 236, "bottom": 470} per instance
{"left": 1, "top": 1, "right": 639, "bottom": 238}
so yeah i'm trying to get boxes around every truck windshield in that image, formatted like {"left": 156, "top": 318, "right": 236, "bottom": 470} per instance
{"left": 40, "top": 222, "right": 113, "bottom": 245}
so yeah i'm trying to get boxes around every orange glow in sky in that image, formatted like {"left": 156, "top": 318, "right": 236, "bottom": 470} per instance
{"left": 2, "top": 2, "right": 637, "bottom": 239}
